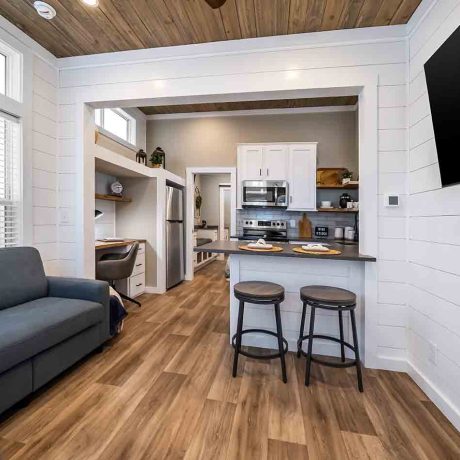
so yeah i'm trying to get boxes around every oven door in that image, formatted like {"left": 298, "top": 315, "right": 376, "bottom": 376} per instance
{"left": 242, "top": 181, "right": 288, "bottom": 207}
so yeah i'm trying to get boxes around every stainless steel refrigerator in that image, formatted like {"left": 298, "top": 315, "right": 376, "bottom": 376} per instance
{"left": 166, "top": 185, "right": 185, "bottom": 289}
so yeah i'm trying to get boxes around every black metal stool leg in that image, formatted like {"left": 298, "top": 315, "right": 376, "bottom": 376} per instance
{"left": 274, "top": 303, "right": 287, "bottom": 383}
{"left": 350, "top": 309, "right": 364, "bottom": 392}
{"left": 232, "top": 300, "right": 245, "bottom": 377}
{"left": 305, "top": 305, "right": 316, "bottom": 386}
{"left": 117, "top": 291, "right": 141, "bottom": 307}
{"left": 297, "top": 301, "right": 307, "bottom": 358}
{"left": 338, "top": 310, "right": 345, "bottom": 362}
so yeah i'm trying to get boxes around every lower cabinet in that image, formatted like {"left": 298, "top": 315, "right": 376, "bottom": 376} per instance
{"left": 116, "top": 243, "right": 146, "bottom": 298}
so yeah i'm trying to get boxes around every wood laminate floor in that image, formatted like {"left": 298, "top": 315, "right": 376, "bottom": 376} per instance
{"left": 0, "top": 260, "right": 459, "bottom": 459}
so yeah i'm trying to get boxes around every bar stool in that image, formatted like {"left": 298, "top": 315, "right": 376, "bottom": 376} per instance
{"left": 297, "top": 285, "right": 363, "bottom": 392}
{"left": 232, "top": 281, "right": 288, "bottom": 383}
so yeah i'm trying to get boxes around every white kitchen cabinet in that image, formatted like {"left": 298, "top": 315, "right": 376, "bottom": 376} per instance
{"left": 263, "top": 145, "right": 288, "bottom": 180}
{"left": 237, "top": 144, "right": 288, "bottom": 181}
{"left": 288, "top": 144, "right": 317, "bottom": 211}
{"left": 237, "top": 142, "right": 317, "bottom": 210}
{"left": 238, "top": 145, "right": 264, "bottom": 180}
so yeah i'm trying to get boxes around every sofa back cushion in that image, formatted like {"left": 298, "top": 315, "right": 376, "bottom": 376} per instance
{"left": 0, "top": 247, "right": 48, "bottom": 310}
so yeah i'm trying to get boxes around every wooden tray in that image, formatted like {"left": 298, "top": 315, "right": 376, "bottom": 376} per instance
{"left": 292, "top": 247, "right": 342, "bottom": 255}
{"left": 239, "top": 245, "right": 284, "bottom": 253}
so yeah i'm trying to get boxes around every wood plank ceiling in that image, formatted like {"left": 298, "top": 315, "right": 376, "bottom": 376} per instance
{"left": 0, "top": 0, "right": 422, "bottom": 58}
{"left": 139, "top": 96, "right": 358, "bottom": 115}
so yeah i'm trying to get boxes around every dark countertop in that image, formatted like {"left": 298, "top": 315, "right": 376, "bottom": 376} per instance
{"left": 194, "top": 240, "right": 376, "bottom": 262}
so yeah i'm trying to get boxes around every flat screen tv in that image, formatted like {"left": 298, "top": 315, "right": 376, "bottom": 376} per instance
{"left": 424, "top": 25, "right": 460, "bottom": 187}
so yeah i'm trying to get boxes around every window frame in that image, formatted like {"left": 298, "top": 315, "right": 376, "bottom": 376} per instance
{"left": 0, "top": 38, "right": 23, "bottom": 248}
{"left": 95, "top": 108, "right": 137, "bottom": 148}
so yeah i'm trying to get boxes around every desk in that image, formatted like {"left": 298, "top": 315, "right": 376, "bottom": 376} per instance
{"left": 95, "top": 239, "right": 146, "bottom": 298}
{"left": 95, "top": 239, "right": 147, "bottom": 250}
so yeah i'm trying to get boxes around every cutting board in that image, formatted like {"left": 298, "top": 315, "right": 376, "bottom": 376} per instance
{"left": 298, "top": 213, "right": 312, "bottom": 238}
{"left": 317, "top": 168, "right": 349, "bottom": 186}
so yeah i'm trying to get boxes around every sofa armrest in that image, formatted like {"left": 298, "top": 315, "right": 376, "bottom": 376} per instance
{"left": 47, "top": 277, "right": 111, "bottom": 342}
{"left": 47, "top": 276, "right": 109, "bottom": 304}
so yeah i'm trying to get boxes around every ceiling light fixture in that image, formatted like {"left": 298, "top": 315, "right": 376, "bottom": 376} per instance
{"left": 80, "top": 0, "right": 99, "bottom": 6}
{"left": 33, "top": 1, "right": 56, "bottom": 20}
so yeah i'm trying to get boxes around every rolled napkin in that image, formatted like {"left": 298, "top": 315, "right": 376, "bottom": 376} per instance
{"left": 248, "top": 238, "right": 273, "bottom": 249}
{"left": 302, "top": 243, "right": 329, "bottom": 252}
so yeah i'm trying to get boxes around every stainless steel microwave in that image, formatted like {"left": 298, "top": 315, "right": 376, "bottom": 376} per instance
{"left": 242, "top": 180, "right": 289, "bottom": 208}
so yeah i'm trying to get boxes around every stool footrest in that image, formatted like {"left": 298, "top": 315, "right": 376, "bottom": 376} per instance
{"left": 232, "top": 329, "right": 288, "bottom": 360}
{"left": 297, "top": 334, "right": 357, "bottom": 368}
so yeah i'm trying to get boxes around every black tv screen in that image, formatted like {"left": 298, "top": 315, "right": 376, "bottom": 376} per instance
{"left": 424, "top": 25, "right": 460, "bottom": 187}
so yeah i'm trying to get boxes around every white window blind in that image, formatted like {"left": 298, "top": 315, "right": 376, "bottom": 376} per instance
{"left": 0, "top": 112, "right": 20, "bottom": 248}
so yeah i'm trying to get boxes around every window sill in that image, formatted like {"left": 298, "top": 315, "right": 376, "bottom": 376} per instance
{"left": 96, "top": 126, "right": 138, "bottom": 153}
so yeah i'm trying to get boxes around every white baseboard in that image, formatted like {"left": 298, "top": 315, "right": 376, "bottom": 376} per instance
{"left": 407, "top": 361, "right": 460, "bottom": 432}
{"left": 145, "top": 285, "right": 166, "bottom": 294}
{"left": 374, "top": 356, "right": 408, "bottom": 372}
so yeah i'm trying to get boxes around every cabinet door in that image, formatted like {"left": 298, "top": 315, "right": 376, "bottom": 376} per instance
{"left": 288, "top": 144, "right": 317, "bottom": 211}
{"left": 238, "top": 145, "right": 264, "bottom": 180}
{"left": 263, "top": 145, "right": 288, "bottom": 180}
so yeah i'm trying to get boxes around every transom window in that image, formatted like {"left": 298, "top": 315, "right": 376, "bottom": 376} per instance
{"left": 95, "top": 108, "right": 136, "bottom": 145}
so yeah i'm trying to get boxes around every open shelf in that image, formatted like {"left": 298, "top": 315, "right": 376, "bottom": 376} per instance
{"left": 95, "top": 193, "right": 132, "bottom": 203}
{"left": 317, "top": 207, "right": 358, "bottom": 213}
{"left": 317, "top": 184, "right": 359, "bottom": 189}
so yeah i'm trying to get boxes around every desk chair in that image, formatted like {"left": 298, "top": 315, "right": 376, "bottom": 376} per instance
{"left": 96, "top": 242, "right": 141, "bottom": 307}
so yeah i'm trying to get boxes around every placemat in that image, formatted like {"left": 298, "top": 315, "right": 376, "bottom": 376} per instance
{"left": 239, "top": 245, "right": 284, "bottom": 253}
{"left": 292, "top": 247, "right": 342, "bottom": 255}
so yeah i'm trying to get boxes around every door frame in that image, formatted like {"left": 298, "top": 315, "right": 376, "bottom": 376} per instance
{"left": 185, "top": 167, "right": 237, "bottom": 281}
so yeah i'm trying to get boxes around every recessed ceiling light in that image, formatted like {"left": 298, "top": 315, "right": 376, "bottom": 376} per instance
{"left": 33, "top": 1, "right": 56, "bottom": 20}
{"left": 80, "top": 0, "right": 99, "bottom": 6}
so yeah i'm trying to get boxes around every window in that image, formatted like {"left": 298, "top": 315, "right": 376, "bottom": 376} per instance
{"left": 0, "top": 53, "right": 6, "bottom": 96}
{"left": 95, "top": 108, "right": 136, "bottom": 145}
{"left": 0, "top": 40, "right": 21, "bottom": 101}
{"left": 0, "top": 113, "right": 20, "bottom": 248}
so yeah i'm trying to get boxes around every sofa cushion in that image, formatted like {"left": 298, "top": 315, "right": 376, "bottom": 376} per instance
{"left": 0, "top": 247, "right": 48, "bottom": 310}
{"left": 0, "top": 297, "right": 104, "bottom": 374}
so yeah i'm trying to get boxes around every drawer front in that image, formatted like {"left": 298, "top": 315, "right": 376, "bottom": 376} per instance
{"left": 129, "top": 273, "right": 145, "bottom": 298}
{"left": 137, "top": 243, "right": 145, "bottom": 254}
{"left": 133, "top": 252, "right": 145, "bottom": 276}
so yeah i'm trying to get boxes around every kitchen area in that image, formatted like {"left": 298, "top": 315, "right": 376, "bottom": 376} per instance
{"left": 195, "top": 140, "right": 376, "bottom": 360}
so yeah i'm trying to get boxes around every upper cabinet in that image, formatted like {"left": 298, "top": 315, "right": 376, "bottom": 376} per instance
{"left": 238, "top": 144, "right": 288, "bottom": 181}
{"left": 288, "top": 144, "right": 317, "bottom": 211}
{"left": 237, "top": 142, "right": 317, "bottom": 211}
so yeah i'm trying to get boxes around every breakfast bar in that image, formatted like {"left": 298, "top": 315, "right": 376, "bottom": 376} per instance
{"left": 195, "top": 240, "right": 376, "bottom": 359}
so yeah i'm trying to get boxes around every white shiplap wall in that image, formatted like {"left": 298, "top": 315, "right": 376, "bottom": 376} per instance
{"left": 32, "top": 56, "right": 58, "bottom": 274}
{"left": 57, "top": 28, "right": 409, "bottom": 368}
{"left": 408, "top": 0, "right": 460, "bottom": 429}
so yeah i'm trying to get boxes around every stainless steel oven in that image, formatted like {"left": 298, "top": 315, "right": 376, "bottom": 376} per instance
{"left": 241, "top": 180, "right": 288, "bottom": 208}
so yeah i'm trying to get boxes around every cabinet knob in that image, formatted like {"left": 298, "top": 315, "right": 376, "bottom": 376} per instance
{"left": 259, "top": 168, "right": 262, "bottom": 176}
{"left": 267, "top": 168, "right": 269, "bottom": 176}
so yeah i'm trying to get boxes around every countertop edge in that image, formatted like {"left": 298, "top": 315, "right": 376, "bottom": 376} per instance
{"left": 194, "top": 242, "right": 376, "bottom": 262}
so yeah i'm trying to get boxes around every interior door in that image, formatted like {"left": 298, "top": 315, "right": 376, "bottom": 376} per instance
{"left": 288, "top": 144, "right": 317, "bottom": 210}
{"left": 263, "top": 145, "right": 288, "bottom": 180}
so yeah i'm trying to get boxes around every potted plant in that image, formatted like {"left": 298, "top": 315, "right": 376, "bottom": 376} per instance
{"left": 149, "top": 147, "right": 165, "bottom": 168}
{"left": 342, "top": 171, "right": 353, "bottom": 185}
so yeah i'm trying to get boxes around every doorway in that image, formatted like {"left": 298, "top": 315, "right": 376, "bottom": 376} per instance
{"left": 185, "top": 167, "right": 237, "bottom": 280}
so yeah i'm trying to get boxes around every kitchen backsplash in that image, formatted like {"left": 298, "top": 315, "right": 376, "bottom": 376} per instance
{"left": 236, "top": 209, "right": 357, "bottom": 239}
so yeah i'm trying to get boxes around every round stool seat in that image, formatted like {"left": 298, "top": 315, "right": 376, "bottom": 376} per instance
{"left": 300, "top": 285, "right": 356, "bottom": 306}
{"left": 234, "top": 281, "right": 284, "bottom": 301}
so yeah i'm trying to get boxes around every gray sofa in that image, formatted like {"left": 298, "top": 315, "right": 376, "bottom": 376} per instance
{"left": 0, "top": 247, "right": 111, "bottom": 415}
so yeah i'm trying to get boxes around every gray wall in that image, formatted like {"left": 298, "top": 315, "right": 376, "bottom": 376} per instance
{"left": 197, "top": 173, "right": 231, "bottom": 226}
{"left": 147, "top": 111, "right": 358, "bottom": 177}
